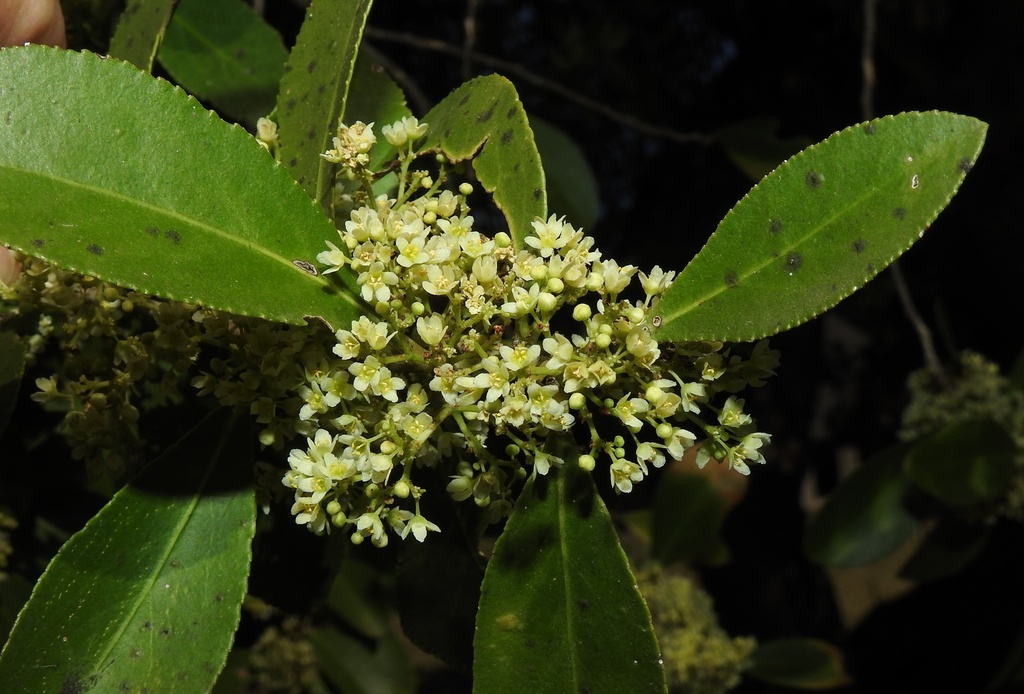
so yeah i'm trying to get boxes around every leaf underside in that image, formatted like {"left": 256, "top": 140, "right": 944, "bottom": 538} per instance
{"left": 653, "top": 111, "right": 987, "bottom": 343}
{"left": 0, "top": 45, "right": 364, "bottom": 331}
{"left": 419, "top": 74, "right": 547, "bottom": 250}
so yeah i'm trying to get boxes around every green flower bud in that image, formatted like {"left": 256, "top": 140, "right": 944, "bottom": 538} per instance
{"left": 494, "top": 232, "right": 512, "bottom": 248}
{"left": 595, "top": 334, "right": 612, "bottom": 350}
{"left": 459, "top": 182, "right": 474, "bottom": 195}
{"left": 645, "top": 385, "right": 665, "bottom": 404}
{"left": 393, "top": 480, "right": 411, "bottom": 498}
{"left": 258, "top": 428, "right": 277, "bottom": 447}
{"left": 578, "top": 454, "right": 596, "bottom": 472}
{"left": 569, "top": 392, "right": 587, "bottom": 410}
{"left": 326, "top": 500, "right": 343, "bottom": 516}
{"left": 547, "top": 277, "right": 565, "bottom": 294}
{"left": 537, "top": 292, "right": 557, "bottom": 313}
{"left": 656, "top": 422, "right": 673, "bottom": 439}
{"left": 572, "top": 304, "right": 592, "bottom": 322}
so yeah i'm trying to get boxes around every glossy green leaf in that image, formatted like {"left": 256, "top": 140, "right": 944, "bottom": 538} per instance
{"left": 0, "top": 46, "right": 364, "bottom": 331}
{"left": 312, "top": 624, "right": 415, "bottom": 694}
{"left": 804, "top": 445, "right": 920, "bottom": 568}
{"left": 747, "top": 638, "right": 851, "bottom": 689}
{"left": 276, "top": 0, "right": 373, "bottom": 207}
{"left": 158, "top": 0, "right": 287, "bottom": 126}
{"left": 899, "top": 517, "right": 988, "bottom": 582}
{"left": 651, "top": 469, "right": 730, "bottom": 566}
{"left": 532, "top": 115, "right": 600, "bottom": 229}
{"left": 107, "top": 0, "right": 178, "bottom": 72}
{"left": 419, "top": 75, "right": 547, "bottom": 250}
{"left": 474, "top": 445, "right": 666, "bottom": 694}
{"left": 652, "top": 112, "right": 987, "bottom": 342}
{"left": 0, "top": 408, "right": 255, "bottom": 692}
{"left": 904, "top": 418, "right": 1016, "bottom": 506}
{"left": 0, "top": 332, "right": 25, "bottom": 439}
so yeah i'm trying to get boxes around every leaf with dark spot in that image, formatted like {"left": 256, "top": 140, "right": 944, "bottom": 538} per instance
{"left": 474, "top": 441, "right": 666, "bottom": 692}
{"left": 653, "top": 112, "right": 986, "bottom": 342}
{"left": 108, "top": 0, "right": 177, "bottom": 73}
{"left": 418, "top": 75, "right": 546, "bottom": 249}
{"left": 0, "top": 46, "right": 364, "bottom": 331}
{"left": 0, "top": 409, "right": 255, "bottom": 692}
{"left": 275, "top": 0, "right": 373, "bottom": 209}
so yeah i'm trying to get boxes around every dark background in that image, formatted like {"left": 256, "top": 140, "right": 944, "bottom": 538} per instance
{"left": 351, "top": 2, "right": 1024, "bottom": 692}
{"left": 57, "top": 0, "right": 1024, "bottom": 691}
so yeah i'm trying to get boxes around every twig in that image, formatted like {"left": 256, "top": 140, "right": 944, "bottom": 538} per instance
{"left": 363, "top": 26, "right": 712, "bottom": 145}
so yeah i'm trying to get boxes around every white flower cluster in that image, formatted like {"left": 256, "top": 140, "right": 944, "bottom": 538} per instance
{"left": 276, "top": 118, "right": 777, "bottom": 544}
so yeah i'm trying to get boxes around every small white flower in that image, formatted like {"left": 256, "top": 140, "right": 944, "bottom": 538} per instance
{"left": 400, "top": 514, "right": 441, "bottom": 542}
{"left": 416, "top": 314, "right": 446, "bottom": 346}
{"left": 381, "top": 116, "right": 429, "bottom": 147}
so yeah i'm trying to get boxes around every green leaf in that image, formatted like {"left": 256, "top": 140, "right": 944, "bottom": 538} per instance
{"left": 275, "top": 0, "right": 373, "bottom": 208}
{"left": 651, "top": 469, "right": 730, "bottom": 566}
{"left": 747, "top": 638, "right": 852, "bottom": 689}
{"left": 652, "top": 112, "right": 987, "bottom": 342}
{"left": 107, "top": 0, "right": 178, "bottom": 72}
{"left": 474, "top": 446, "right": 666, "bottom": 694}
{"left": 419, "top": 75, "right": 547, "bottom": 250}
{"left": 311, "top": 624, "right": 415, "bottom": 694}
{"left": 0, "top": 408, "right": 255, "bottom": 692}
{"left": 158, "top": 0, "right": 287, "bottom": 126}
{"left": 532, "top": 115, "right": 599, "bottom": 229}
{"left": 0, "top": 46, "right": 364, "bottom": 331}
{"left": 899, "top": 517, "right": 988, "bottom": 582}
{"left": 904, "top": 418, "right": 1017, "bottom": 506}
{"left": 0, "top": 332, "right": 25, "bottom": 439}
{"left": 804, "top": 445, "right": 920, "bottom": 568}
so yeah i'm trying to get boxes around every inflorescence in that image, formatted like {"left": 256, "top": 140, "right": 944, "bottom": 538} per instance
{"left": 2, "top": 116, "right": 778, "bottom": 547}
